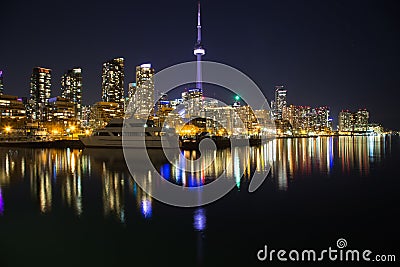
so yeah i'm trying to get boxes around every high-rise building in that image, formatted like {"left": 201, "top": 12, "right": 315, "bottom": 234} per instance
{"left": 125, "top": 82, "right": 137, "bottom": 114}
{"left": 0, "top": 94, "right": 26, "bottom": 129}
{"left": 202, "top": 105, "right": 237, "bottom": 136}
{"left": 155, "top": 95, "right": 174, "bottom": 127}
{"left": 0, "top": 70, "right": 4, "bottom": 95}
{"left": 338, "top": 109, "right": 369, "bottom": 132}
{"left": 133, "top": 63, "right": 155, "bottom": 118}
{"left": 272, "top": 85, "right": 287, "bottom": 120}
{"left": 47, "top": 96, "right": 76, "bottom": 123}
{"left": 61, "top": 68, "right": 82, "bottom": 119}
{"left": 182, "top": 88, "right": 203, "bottom": 118}
{"left": 29, "top": 67, "right": 52, "bottom": 121}
{"left": 313, "top": 106, "right": 332, "bottom": 132}
{"left": 182, "top": 88, "right": 203, "bottom": 101}
{"left": 234, "top": 105, "right": 259, "bottom": 135}
{"left": 283, "top": 105, "right": 311, "bottom": 134}
{"left": 354, "top": 109, "right": 369, "bottom": 131}
{"left": 128, "top": 82, "right": 136, "bottom": 99}
{"left": 101, "top": 58, "right": 124, "bottom": 105}
{"left": 338, "top": 110, "right": 353, "bottom": 132}
{"left": 156, "top": 93, "right": 169, "bottom": 111}
{"left": 90, "top": 102, "right": 124, "bottom": 129}
{"left": 81, "top": 105, "right": 91, "bottom": 127}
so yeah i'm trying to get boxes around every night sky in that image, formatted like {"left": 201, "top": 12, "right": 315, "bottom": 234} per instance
{"left": 1, "top": 0, "right": 399, "bottom": 129}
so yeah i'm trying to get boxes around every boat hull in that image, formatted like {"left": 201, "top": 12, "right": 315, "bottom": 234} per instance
{"left": 79, "top": 136, "right": 178, "bottom": 149}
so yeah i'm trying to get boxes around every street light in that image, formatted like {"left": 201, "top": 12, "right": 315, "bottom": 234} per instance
{"left": 69, "top": 125, "right": 76, "bottom": 140}
{"left": 5, "top": 126, "right": 11, "bottom": 133}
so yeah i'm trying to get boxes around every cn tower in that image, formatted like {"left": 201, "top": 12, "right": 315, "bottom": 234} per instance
{"left": 194, "top": 1, "right": 205, "bottom": 90}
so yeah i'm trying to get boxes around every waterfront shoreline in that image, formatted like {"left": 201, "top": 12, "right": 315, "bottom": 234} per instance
{"left": 0, "top": 134, "right": 394, "bottom": 149}
{"left": 0, "top": 139, "right": 85, "bottom": 149}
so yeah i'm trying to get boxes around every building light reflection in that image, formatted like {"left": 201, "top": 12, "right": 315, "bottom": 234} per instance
{"left": 5, "top": 153, "right": 9, "bottom": 177}
{"left": 327, "top": 137, "right": 334, "bottom": 174}
{"left": 39, "top": 173, "right": 52, "bottom": 213}
{"left": 233, "top": 148, "right": 241, "bottom": 189}
{"left": 141, "top": 199, "right": 152, "bottom": 218}
{"left": 0, "top": 136, "right": 390, "bottom": 218}
{"left": 0, "top": 187, "right": 4, "bottom": 215}
{"left": 103, "top": 171, "right": 125, "bottom": 223}
{"left": 160, "top": 163, "right": 171, "bottom": 181}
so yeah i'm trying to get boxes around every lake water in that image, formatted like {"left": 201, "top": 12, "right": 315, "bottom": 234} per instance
{"left": 0, "top": 136, "right": 399, "bottom": 266}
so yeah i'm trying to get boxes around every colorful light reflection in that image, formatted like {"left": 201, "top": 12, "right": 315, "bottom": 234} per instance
{"left": 193, "top": 208, "right": 206, "bottom": 231}
{"left": 0, "top": 188, "right": 4, "bottom": 215}
{"left": 141, "top": 199, "right": 152, "bottom": 218}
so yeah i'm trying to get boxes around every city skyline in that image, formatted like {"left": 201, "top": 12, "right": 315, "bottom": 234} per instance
{"left": 0, "top": 63, "right": 382, "bottom": 130}
{"left": 0, "top": 2, "right": 399, "bottom": 264}
{"left": 0, "top": 0, "right": 399, "bottom": 129}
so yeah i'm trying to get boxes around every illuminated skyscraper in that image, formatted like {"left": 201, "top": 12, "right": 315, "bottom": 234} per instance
{"left": 283, "top": 105, "right": 311, "bottom": 134}
{"left": 134, "top": 63, "right": 155, "bottom": 118}
{"left": 272, "top": 85, "right": 287, "bottom": 120}
{"left": 313, "top": 106, "right": 332, "bottom": 132}
{"left": 0, "top": 70, "right": 4, "bottom": 95}
{"left": 61, "top": 68, "right": 82, "bottom": 119}
{"left": 354, "top": 109, "right": 369, "bottom": 131}
{"left": 182, "top": 88, "right": 203, "bottom": 118}
{"left": 0, "top": 94, "right": 26, "bottom": 128}
{"left": 90, "top": 101, "right": 124, "bottom": 129}
{"left": 125, "top": 82, "right": 137, "bottom": 114}
{"left": 338, "top": 110, "right": 353, "bottom": 132}
{"left": 47, "top": 96, "right": 76, "bottom": 123}
{"left": 81, "top": 105, "right": 91, "bottom": 127}
{"left": 182, "top": 88, "right": 203, "bottom": 101}
{"left": 101, "top": 58, "right": 124, "bottom": 105}
{"left": 338, "top": 109, "right": 369, "bottom": 132}
{"left": 128, "top": 82, "right": 136, "bottom": 99}
{"left": 29, "top": 67, "right": 52, "bottom": 121}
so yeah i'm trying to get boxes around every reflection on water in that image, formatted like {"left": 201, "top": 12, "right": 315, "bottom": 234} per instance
{"left": 62, "top": 171, "right": 83, "bottom": 216}
{"left": 266, "top": 136, "right": 390, "bottom": 190}
{"left": 0, "top": 187, "right": 4, "bottom": 215}
{"left": 194, "top": 208, "right": 206, "bottom": 265}
{"left": 194, "top": 208, "right": 206, "bottom": 231}
{"left": 0, "top": 136, "right": 392, "bottom": 221}
{"left": 164, "top": 148, "right": 252, "bottom": 188}
{"left": 102, "top": 170, "right": 125, "bottom": 222}
{"left": 25, "top": 149, "right": 87, "bottom": 214}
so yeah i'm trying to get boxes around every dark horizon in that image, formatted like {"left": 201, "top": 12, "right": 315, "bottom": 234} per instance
{"left": 1, "top": 0, "right": 399, "bottom": 129}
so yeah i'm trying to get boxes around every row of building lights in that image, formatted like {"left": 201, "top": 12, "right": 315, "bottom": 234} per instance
{"left": 271, "top": 86, "right": 387, "bottom": 136}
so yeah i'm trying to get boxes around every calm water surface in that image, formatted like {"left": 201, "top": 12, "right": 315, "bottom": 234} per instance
{"left": 0, "top": 136, "right": 399, "bottom": 266}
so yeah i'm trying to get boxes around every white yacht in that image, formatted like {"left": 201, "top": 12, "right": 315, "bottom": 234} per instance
{"left": 80, "top": 119, "right": 179, "bottom": 148}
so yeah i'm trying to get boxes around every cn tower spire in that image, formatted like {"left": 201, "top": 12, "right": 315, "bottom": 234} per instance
{"left": 197, "top": 1, "right": 202, "bottom": 44}
{"left": 194, "top": 0, "right": 205, "bottom": 90}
